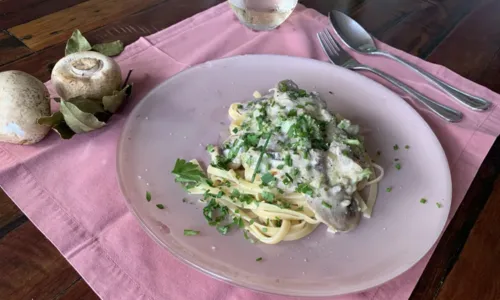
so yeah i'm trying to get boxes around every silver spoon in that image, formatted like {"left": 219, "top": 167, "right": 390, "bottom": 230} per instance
{"left": 328, "top": 10, "right": 491, "bottom": 111}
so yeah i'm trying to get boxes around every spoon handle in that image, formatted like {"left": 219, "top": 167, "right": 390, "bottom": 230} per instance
{"left": 350, "top": 64, "right": 463, "bottom": 122}
{"left": 373, "top": 51, "right": 490, "bottom": 111}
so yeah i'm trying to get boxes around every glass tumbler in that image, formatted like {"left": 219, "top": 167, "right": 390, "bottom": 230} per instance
{"left": 228, "top": 0, "right": 298, "bottom": 31}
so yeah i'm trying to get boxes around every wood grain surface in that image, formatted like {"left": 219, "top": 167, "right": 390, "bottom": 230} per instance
{"left": 8, "top": 0, "right": 163, "bottom": 51}
{"left": 0, "top": 0, "right": 499, "bottom": 299}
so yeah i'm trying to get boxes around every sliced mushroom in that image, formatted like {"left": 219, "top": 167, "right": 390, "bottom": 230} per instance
{"left": 0, "top": 70, "right": 51, "bottom": 144}
{"left": 51, "top": 51, "right": 122, "bottom": 100}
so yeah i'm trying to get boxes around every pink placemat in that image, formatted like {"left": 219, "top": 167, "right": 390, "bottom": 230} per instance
{"left": 2, "top": 3, "right": 500, "bottom": 300}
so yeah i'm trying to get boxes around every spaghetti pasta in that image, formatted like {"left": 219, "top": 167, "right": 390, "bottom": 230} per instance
{"left": 172, "top": 80, "right": 384, "bottom": 244}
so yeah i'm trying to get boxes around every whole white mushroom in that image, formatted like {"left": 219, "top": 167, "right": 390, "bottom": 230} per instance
{"left": 51, "top": 51, "right": 122, "bottom": 100}
{"left": 0, "top": 70, "right": 51, "bottom": 144}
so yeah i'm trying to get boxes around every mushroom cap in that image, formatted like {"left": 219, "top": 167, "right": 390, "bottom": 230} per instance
{"left": 0, "top": 70, "right": 51, "bottom": 144}
{"left": 51, "top": 51, "right": 122, "bottom": 100}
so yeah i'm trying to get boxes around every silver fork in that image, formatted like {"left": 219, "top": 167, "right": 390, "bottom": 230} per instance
{"left": 317, "top": 29, "right": 463, "bottom": 123}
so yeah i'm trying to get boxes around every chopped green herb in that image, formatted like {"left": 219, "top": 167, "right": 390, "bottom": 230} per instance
{"left": 256, "top": 257, "right": 263, "bottom": 262}
{"left": 321, "top": 201, "right": 332, "bottom": 209}
{"left": 231, "top": 189, "right": 241, "bottom": 199}
{"left": 261, "top": 172, "right": 275, "bottom": 185}
{"left": 291, "top": 168, "right": 300, "bottom": 177}
{"left": 277, "top": 188, "right": 285, "bottom": 194}
{"left": 285, "top": 173, "right": 293, "bottom": 183}
{"left": 405, "top": 145, "right": 410, "bottom": 149}
{"left": 146, "top": 191, "right": 151, "bottom": 202}
{"left": 233, "top": 216, "right": 245, "bottom": 228}
{"left": 232, "top": 127, "right": 239, "bottom": 134}
{"left": 284, "top": 154, "right": 293, "bottom": 167}
{"left": 206, "top": 144, "right": 215, "bottom": 152}
{"left": 287, "top": 109, "right": 297, "bottom": 117}
{"left": 251, "top": 133, "right": 272, "bottom": 182}
{"left": 277, "top": 164, "right": 284, "bottom": 170}
{"left": 216, "top": 191, "right": 224, "bottom": 198}
{"left": 386, "top": 187, "right": 392, "bottom": 192}
{"left": 395, "top": 163, "right": 401, "bottom": 170}
{"left": 237, "top": 104, "right": 243, "bottom": 109}
{"left": 172, "top": 159, "right": 208, "bottom": 189}
{"left": 243, "top": 230, "right": 250, "bottom": 240}
{"left": 296, "top": 183, "right": 314, "bottom": 196}
{"left": 261, "top": 191, "right": 275, "bottom": 203}
{"left": 436, "top": 202, "right": 443, "bottom": 208}
{"left": 156, "top": 204, "right": 165, "bottom": 209}
{"left": 261, "top": 227, "right": 268, "bottom": 232}
{"left": 235, "top": 209, "right": 240, "bottom": 213}
{"left": 216, "top": 225, "right": 230, "bottom": 235}
{"left": 393, "top": 144, "right": 399, "bottom": 151}
{"left": 184, "top": 229, "right": 200, "bottom": 236}
{"left": 420, "top": 198, "right": 427, "bottom": 204}
{"left": 249, "top": 219, "right": 255, "bottom": 225}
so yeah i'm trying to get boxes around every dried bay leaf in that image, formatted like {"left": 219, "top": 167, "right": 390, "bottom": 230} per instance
{"left": 92, "top": 40, "right": 124, "bottom": 57}
{"left": 67, "top": 96, "right": 105, "bottom": 113}
{"left": 60, "top": 100, "right": 105, "bottom": 133}
{"left": 53, "top": 123, "right": 76, "bottom": 139}
{"left": 65, "top": 29, "right": 92, "bottom": 56}
{"left": 103, "top": 85, "right": 130, "bottom": 113}
{"left": 37, "top": 111, "right": 64, "bottom": 126}
{"left": 37, "top": 111, "right": 76, "bottom": 139}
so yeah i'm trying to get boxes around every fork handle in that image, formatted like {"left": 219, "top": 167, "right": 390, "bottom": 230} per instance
{"left": 351, "top": 65, "right": 463, "bottom": 122}
{"left": 372, "top": 51, "right": 490, "bottom": 111}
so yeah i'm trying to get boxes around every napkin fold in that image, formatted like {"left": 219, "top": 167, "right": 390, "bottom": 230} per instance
{"left": 1, "top": 3, "right": 500, "bottom": 300}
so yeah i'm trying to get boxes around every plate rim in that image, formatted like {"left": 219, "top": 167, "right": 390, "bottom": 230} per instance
{"left": 116, "top": 54, "right": 452, "bottom": 297}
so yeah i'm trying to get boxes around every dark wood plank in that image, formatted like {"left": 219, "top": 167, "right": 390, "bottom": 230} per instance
{"left": 0, "top": 0, "right": 225, "bottom": 82}
{"left": 0, "top": 222, "right": 83, "bottom": 300}
{"left": 7, "top": 0, "right": 163, "bottom": 51}
{"left": 0, "top": 30, "right": 32, "bottom": 66}
{"left": 346, "top": 0, "right": 487, "bottom": 58}
{"left": 0, "top": 188, "right": 24, "bottom": 232}
{"left": 57, "top": 278, "right": 99, "bottom": 300}
{"left": 410, "top": 140, "right": 500, "bottom": 300}
{"left": 0, "top": 0, "right": 87, "bottom": 30}
{"left": 426, "top": 0, "right": 500, "bottom": 93}
{"left": 435, "top": 176, "right": 500, "bottom": 300}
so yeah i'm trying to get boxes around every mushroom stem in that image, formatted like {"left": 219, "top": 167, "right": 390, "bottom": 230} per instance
{"left": 70, "top": 58, "right": 103, "bottom": 77}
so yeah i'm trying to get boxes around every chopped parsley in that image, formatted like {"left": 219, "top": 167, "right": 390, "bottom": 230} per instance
{"left": 184, "top": 229, "right": 200, "bottom": 236}
{"left": 386, "top": 187, "right": 392, "bottom": 192}
{"left": 261, "top": 191, "right": 275, "bottom": 203}
{"left": 256, "top": 257, "right": 263, "bottom": 262}
{"left": 436, "top": 202, "right": 443, "bottom": 208}
{"left": 321, "top": 201, "right": 332, "bottom": 209}
{"left": 216, "top": 224, "right": 231, "bottom": 235}
{"left": 284, "top": 154, "right": 292, "bottom": 167}
{"left": 395, "top": 163, "right": 401, "bottom": 170}
{"left": 277, "top": 164, "right": 284, "bottom": 170}
{"left": 296, "top": 183, "right": 313, "bottom": 196}
{"left": 156, "top": 204, "right": 165, "bottom": 209}
{"left": 405, "top": 145, "right": 410, "bottom": 149}
{"left": 146, "top": 191, "right": 151, "bottom": 202}
{"left": 232, "top": 127, "right": 239, "bottom": 134}
{"left": 261, "top": 172, "right": 275, "bottom": 185}
{"left": 206, "top": 144, "right": 215, "bottom": 152}
{"left": 251, "top": 133, "right": 272, "bottom": 182}
{"left": 261, "top": 227, "right": 268, "bottom": 232}
{"left": 233, "top": 216, "right": 245, "bottom": 228}
{"left": 393, "top": 144, "right": 399, "bottom": 150}
{"left": 172, "top": 159, "right": 208, "bottom": 189}
{"left": 420, "top": 198, "right": 427, "bottom": 204}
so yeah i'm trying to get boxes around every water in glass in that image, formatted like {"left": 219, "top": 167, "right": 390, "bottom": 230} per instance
{"left": 228, "top": 0, "right": 298, "bottom": 31}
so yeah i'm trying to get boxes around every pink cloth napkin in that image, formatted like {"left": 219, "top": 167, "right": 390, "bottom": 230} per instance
{"left": 2, "top": 3, "right": 500, "bottom": 300}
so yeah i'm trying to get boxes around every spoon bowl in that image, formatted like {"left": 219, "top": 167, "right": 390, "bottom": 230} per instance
{"left": 328, "top": 10, "right": 491, "bottom": 111}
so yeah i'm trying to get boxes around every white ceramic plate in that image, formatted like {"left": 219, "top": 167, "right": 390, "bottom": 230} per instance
{"left": 117, "top": 55, "right": 451, "bottom": 297}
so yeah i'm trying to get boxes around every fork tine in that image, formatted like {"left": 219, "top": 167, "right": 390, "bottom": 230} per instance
{"left": 323, "top": 29, "right": 341, "bottom": 53}
{"left": 317, "top": 30, "right": 337, "bottom": 58}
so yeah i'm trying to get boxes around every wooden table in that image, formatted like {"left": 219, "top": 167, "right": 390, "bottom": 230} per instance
{"left": 1, "top": 0, "right": 499, "bottom": 299}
